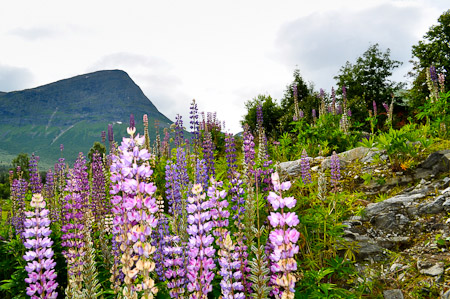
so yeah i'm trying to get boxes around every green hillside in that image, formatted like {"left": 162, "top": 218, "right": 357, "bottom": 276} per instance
{"left": 0, "top": 70, "right": 172, "bottom": 169}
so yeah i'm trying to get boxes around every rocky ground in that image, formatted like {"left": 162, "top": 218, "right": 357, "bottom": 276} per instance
{"left": 278, "top": 147, "right": 450, "bottom": 298}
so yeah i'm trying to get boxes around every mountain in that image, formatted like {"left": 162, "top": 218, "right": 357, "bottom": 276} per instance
{"left": 0, "top": 70, "right": 172, "bottom": 169}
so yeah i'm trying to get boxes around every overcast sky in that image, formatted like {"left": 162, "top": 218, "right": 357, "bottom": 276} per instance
{"left": 0, "top": 0, "right": 448, "bottom": 133}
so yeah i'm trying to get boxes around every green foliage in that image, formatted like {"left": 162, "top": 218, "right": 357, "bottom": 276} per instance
{"left": 409, "top": 9, "right": 450, "bottom": 108}
{"left": 88, "top": 142, "right": 106, "bottom": 165}
{"left": 242, "top": 94, "right": 283, "bottom": 140}
{"left": 334, "top": 44, "right": 403, "bottom": 125}
{"left": 416, "top": 90, "right": 450, "bottom": 138}
{"left": 374, "top": 124, "right": 425, "bottom": 170}
{"left": 288, "top": 113, "right": 361, "bottom": 160}
{"left": 280, "top": 69, "right": 318, "bottom": 131}
{"left": 11, "top": 153, "right": 30, "bottom": 180}
{"left": 0, "top": 233, "right": 27, "bottom": 299}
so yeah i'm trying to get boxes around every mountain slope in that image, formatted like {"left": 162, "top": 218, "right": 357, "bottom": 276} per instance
{"left": 0, "top": 70, "right": 172, "bottom": 169}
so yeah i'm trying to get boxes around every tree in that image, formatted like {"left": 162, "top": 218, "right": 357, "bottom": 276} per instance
{"left": 279, "top": 69, "right": 317, "bottom": 129}
{"left": 241, "top": 94, "right": 283, "bottom": 140}
{"left": 88, "top": 142, "right": 106, "bottom": 164}
{"left": 409, "top": 9, "right": 450, "bottom": 109}
{"left": 334, "top": 44, "right": 403, "bottom": 124}
{"left": 11, "top": 153, "right": 30, "bottom": 180}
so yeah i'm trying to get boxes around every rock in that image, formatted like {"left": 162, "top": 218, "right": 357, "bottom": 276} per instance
{"left": 442, "top": 177, "right": 450, "bottom": 188}
{"left": 375, "top": 236, "right": 411, "bottom": 249}
{"left": 383, "top": 289, "right": 404, "bottom": 299}
{"left": 356, "top": 241, "right": 385, "bottom": 261}
{"left": 418, "top": 149, "right": 450, "bottom": 176}
{"left": 442, "top": 289, "right": 450, "bottom": 299}
{"left": 417, "top": 260, "right": 444, "bottom": 276}
{"left": 278, "top": 159, "right": 301, "bottom": 177}
{"left": 418, "top": 194, "right": 447, "bottom": 215}
{"left": 364, "top": 191, "right": 428, "bottom": 219}
{"left": 321, "top": 146, "right": 379, "bottom": 169}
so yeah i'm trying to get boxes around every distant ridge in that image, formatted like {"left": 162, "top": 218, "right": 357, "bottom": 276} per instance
{"left": 0, "top": 70, "right": 172, "bottom": 169}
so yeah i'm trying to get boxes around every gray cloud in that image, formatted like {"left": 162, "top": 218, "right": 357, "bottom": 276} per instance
{"left": 9, "top": 27, "right": 60, "bottom": 40}
{"left": 274, "top": 3, "right": 428, "bottom": 90}
{"left": 89, "top": 52, "right": 187, "bottom": 122}
{"left": 0, "top": 65, "right": 33, "bottom": 92}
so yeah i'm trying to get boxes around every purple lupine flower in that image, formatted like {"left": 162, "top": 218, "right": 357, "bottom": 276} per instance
{"left": 196, "top": 159, "right": 209, "bottom": 191}
{"left": 91, "top": 152, "right": 107, "bottom": 222}
{"left": 209, "top": 178, "right": 246, "bottom": 298}
{"left": 342, "top": 85, "right": 347, "bottom": 100}
{"left": 300, "top": 149, "right": 312, "bottom": 185}
{"left": 43, "top": 169, "right": 55, "bottom": 221}
{"left": 203, "top": 131, "right": 215, "bottom": 179}
{"left": 190, "top": 99, "right": 200, "bottom": 153}
{"left": 347, "top": 109, "right": 352, "bottom": 117}
{"left": 438, "top": 73, "right": 446, "bottom": 92}
{"left": 330, "top": 151, "right": 340, "bottom": 192}
{"left": 257, "top": 103, "right": 264, "bottom": 129}
{"left": 430, "top": 65, "right": 438, "bottom": 82}
{"left": 61, "top": 153, "right": 89, "bottom": 280}
{"left": 337, "top": 104, "right": 342, "bottom": 115}
{"left": 174, "top": 114, "right": 184, "bottom": 148}
{"left": 299, "top": 110, "right": 304, "bottom": 119}
{"left": 164, "top": 234, "right": 187, "bottom": 298}
{"left": 11, "top": 178, "right": 28, "bottom": 237}
{"left": 267, "top": 172, "right": 298, "bottom": 298}
{"left": 101, "top": 131, "right": 106, "bottom": 144}
{"left": 382, "top": 102, "right": 389, "bottom": 113}
{"left": 165, "top": 162, "right": 182, "bottom": 218}
{"left": 110, "top": 132, "right": 159, "bottom": 297}
{"left": 243, "top": 124, "right": 255, "bottom": 176}
{"left": 186, "top": 184, "right": 216, "bottom": 298}
{"left": 373, "top": 100, "right": 377, "bottom": 117}
{"left": 29, "top": 154, "right": 42, "bottom": 194}
{"left": 151, "top": 213, "right": 170, "bottom": 281}
{"left": 108, "top": 124, "right": 114, "bottom": 142}
{"left": 319, "top": 88, "right": 325, "bottom": 99}
{"left": 331, "top": 87, "right": 336, "bottom": 115}
{"left": 23, "top": 194, "right": 58, "bottom": 299}
{"left": 129, "top": 114, "right": 135, "bottom": 129}
{"left": 312, "top": 109, "right": 316, "bottom": 120}
{"left": 225, "top": 133, "right": 237, "bottom": 179}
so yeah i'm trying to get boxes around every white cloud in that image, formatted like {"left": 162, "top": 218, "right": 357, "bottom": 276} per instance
{"left": 274, "top": 3, "right": 440, "bottom": 91}
{"left": 0, "top": 64, "right": 33, "bottom": 92}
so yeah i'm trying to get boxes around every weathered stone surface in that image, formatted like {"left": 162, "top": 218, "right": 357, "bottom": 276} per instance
{"left": 356, "top": 241, "right": 385, "bottom": 261}
{"left": 364, "top": 191, "right": 428, "bottom": 219}
{"left": 417, "top": 260, "right": 444, "bottom": 276}
{"left": 418, "top": 150, "right": 450, "bottom": 176}
{"left": 418, "top": 194, "right": 447, "bottom": 215}
{"left": 383, "top": 289, "right": 404, "bottom": 299}
{"left": 321, "top": 146, "right": 381, "bottom": 169}
{"left": 278, "top": 159, "right": 301, "bottom": 177}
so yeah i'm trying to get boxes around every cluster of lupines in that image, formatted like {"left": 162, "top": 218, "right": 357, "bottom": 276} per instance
{"left": 110, "top": 128, "right": 159, "bottom": 298}
{"left": 23, "top": 194, "right": 58, "bottom": 298}
{"left": 186, "top": 183, "right": 216, "bottom": 298}
{"left": 267, "top": 173, "right": 300, "bottom": 299}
